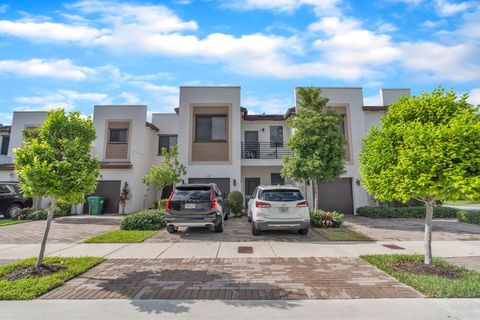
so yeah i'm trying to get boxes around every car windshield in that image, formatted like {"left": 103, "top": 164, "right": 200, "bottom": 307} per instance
{"left": 171, "top": 187, "right": 211, "bottom": 201}
{"left": 259, "top": 189, "right": 304, "bottom": 202}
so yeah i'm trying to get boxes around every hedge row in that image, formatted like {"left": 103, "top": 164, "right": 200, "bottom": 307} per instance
{"left": 356, "top": 206, "right": 460, "bottom": 219}
{"left": 457, "top": 210, "right": 480, "bottom": 225}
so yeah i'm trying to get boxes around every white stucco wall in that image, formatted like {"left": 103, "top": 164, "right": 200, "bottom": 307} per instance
{"left": 380, "top": 88, "right": 411, "bottom": 106}
{"left": 364, "top": 111, "right": 386, "bottom": 132}
{"left": 178, "top": 87, "right": 242, "bottom": 193}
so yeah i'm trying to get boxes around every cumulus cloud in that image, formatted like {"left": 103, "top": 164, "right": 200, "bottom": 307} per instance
{"left": 434, "top": 0, "right": 473, "bottom": 16}
{"left": 15, "top": 90, "right": 111, "bottom": 110}
{"left": 468, "top": 88, "right": 480, "bottom": 106}
{"left": 0, "top": 59, "right": 95, "bottom": 80}
{"left": 222, "top": 0, "right": 342, "bottom": 15}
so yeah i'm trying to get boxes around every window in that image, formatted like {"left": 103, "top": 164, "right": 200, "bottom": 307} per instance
{"left": 109, "top": 128, "right": 128, "bottom": 143}
{"left": 195, "top": 116, "right": 226, "bottom": 141}
{"left": 270, "top": 126, "right": 283, "bottom": 147}
{"left": 339, "top": 115, "right": 346, "bottom": 136}
{"left": 158, "top": 135, "right": 178, "bottom": 155}
{"left": 0, "top": 184, "right": 13, "bottom": 194}
{"left": 271, "top": 173, "right": 285, "bottom": 185}
{"left": 259, "top": 189, "right": 304, "bottom": 202}
{"left": 1, "top": 135, "right": 9, "bottom": 155}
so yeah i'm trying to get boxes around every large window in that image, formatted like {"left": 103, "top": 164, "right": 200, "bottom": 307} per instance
{"left": 109, "top": 128, "right": 128, "bottom": 143}
{"left": 270, "top": 126, "right": 283, "bottom": 147}
{"left": 158, "top": 135, "right": 178, "bottom": 155}
{"left": 195, "top": 116, "right": 226, "bottom": 141}
{"left": 339, "top": 115, "right": 346, "bottom": 136}
{"left": 0, "top": 135, "right": 9, "bottom": 155}
{"left": 271, "top": 173, "right": 285, "bottom": 185}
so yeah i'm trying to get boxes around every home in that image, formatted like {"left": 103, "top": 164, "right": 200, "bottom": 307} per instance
{"left": 0, "top": 86, "right": 410, "bottom": 214}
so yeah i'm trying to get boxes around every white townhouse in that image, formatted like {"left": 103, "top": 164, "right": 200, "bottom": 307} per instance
{"left": 0, "top": 86, "right": 410, "bottom": 214}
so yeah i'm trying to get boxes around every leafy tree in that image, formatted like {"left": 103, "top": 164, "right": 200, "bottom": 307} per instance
{"left": 282, "top": 87, "right": 346, "bottom": 209}
{"left": 143, "top": 146, "right": 186, "bottom": 202}
{"left": 14, "top": 109, "right": 99, "bottom": 268}
{"left": 360, "top": 87, "right": 480, "bottom": 264}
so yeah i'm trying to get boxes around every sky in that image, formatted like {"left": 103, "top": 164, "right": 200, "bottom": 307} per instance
{"left": 0, "top": 0, "right": 479, "bottom": 125}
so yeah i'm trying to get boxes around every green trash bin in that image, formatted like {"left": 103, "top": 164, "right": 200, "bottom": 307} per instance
{"left": 87, "top": 196, "right": 105, "bottom": 215}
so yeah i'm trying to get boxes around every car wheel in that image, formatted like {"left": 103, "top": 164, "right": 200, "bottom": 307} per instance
{"left": 224, "top": 210, "right": 229, "bottom": 221}
{"left": 247, "top": 216, "right": 252, "bottom": 223}
{"left": 214, "top": 221, "right": 224, "bottom": 233}
{"left": 5, "top": 203, "right": 22, "bottom": 219}
{"left": 252, "top": 221, "right": 260, "bottom": 236}
{"left": 167, "top": 225, "right": 178, "bottom": 234}
{"left": 298, "top": 228, "right": 309, "bottom": 235}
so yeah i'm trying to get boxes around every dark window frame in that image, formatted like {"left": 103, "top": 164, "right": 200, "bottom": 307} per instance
{"left": 158, "top": 134, "right": 178, "bottom": 155}
{"left": 0, "top": 135, "right": 9, "bottom": 156}
{"left": 195, "top": 115, "right": 227, "bottom": 142}
{"left": 269, "top": 126, "right": 283, "bottom": 148}
{"left": 109, "top": 128, "right": 128, "bottom": 144}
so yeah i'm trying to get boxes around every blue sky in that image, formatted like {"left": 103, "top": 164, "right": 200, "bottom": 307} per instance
{"left": 0, "top": 0, "right": 479, "bottom": 124}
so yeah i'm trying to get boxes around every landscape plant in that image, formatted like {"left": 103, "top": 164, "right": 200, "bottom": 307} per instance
{"left": 282, "top": 87, "right": 345, "bottom": 209}
{"left": 227, "top": 191, "right": 244, "bottom": 217}
{"left": 14, "top": 109, "right": 99, "bottom": 268}
{"left": 360, "top": 87, "right": 480, "bottom": 264}
{"left": 120, "top": 209, "right": 166, "bottom": 230}
{"left": 118, "top": 182, "right": 131, "bottom": 214}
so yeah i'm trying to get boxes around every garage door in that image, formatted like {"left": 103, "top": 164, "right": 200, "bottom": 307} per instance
{"left": 83, "top": 180, "right": 121, "bottom": 214}
{"left": 316, "top": 178, "right": 354, "bottom": 214}
{"left": 188, "top": 178, "right": 230, "bottom": 194}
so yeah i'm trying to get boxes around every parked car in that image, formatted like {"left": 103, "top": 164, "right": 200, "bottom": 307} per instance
{"left": 164, "top": 183, "right": 229, "bottom": 233}
{"left": 0, "top": 183, "right": 33, "bottom": 218}
{"left": 247, "top": 185, "right": 310, "bottom": 235}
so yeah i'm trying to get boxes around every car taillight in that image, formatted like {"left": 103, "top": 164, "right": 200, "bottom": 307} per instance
{"left": 296, "top": 200, "right": 308, "bottom": 207}
{"left": 210, "top": 190, "right": 218, "bottom": 210}
{"left": 256, "top": 201, "right": 271, "bottom": 208}
{"left": 165, "top": 193, "right": 173, "bottom": 210}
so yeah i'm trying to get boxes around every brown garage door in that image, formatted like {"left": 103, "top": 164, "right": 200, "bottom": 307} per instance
{"left": 317, "top": 178, "right": 354, "bottom": 214}
{"left": 188, "top": 178, "right": 230, "bottom": 194}
{"left": 83, "top": 180, "right": 121, "bottom": 214}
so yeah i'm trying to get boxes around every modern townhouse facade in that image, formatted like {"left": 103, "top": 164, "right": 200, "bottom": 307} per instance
{"left": 0, "top": 86, "right": 410, "bottom": 214}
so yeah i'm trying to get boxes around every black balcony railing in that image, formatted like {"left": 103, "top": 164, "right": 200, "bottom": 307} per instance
{"left": 241, "top": 142, "right": 291, "bottom": 159}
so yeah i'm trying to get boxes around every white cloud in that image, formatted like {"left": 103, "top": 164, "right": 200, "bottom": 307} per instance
{"left": 15, "top": 89, "right": 111, "bottom": 110}
{"left": 243, "top": 95, "right": 293, "bottom": 114}
{"left": 377, "top": 23, "right": 397, "bottom": 33}
{"left": 434, "top": 0, "right": 473, "bottom": 16}
{"left": 223, "top": 0, "right": 342, "bottom": 15}
{"left": 468, "top": 88, "right": 480, "bottom": 106}
{"left": 0, "top": 113, "right": 13, "bottom": 125}
{"left": 421, "top": 20, "right": 446, "bottom": 28}
{"left": 0, "top": 59, "right": 95, "bottom": 80}
{"left": 118, "top": 92, "right": 141, "bottom": 105}
{"left": 363, "top": 94, "right": 381, "bottom": 106}
{"left": 0, "top": 20, "right": 107, "bottom": 42}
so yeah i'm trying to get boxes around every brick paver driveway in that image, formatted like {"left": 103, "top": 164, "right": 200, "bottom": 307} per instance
{"left": 0, "top": 215, "right": 122, "bottom": 244}
{"left": 146, "top": 217, "right": 326, "bottom": 243}
{"left": 345, "top": 216, "right": 480, "bottom": 241}
{"left": 41, "top": 257, "right": 421, "bottom": 300}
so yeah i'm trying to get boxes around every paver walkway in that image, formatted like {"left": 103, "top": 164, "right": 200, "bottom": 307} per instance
{"left": 0, "top": 215, "right": 122, "bottom": 244}
{"left": 146, "top": 216, "right": 326, "bottom": 243}
{"left": 41, "top": 257, "right": 421, "bottom": 300}
{"left": 345, "top": 216, "right": 480, "bottom": 241}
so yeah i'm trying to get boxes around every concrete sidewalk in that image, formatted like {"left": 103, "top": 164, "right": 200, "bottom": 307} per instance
{"left": 1, "top": 299, "right": 479, "bottom": 320}
{"left": 0, "top": 240, "right": 479, "bottom": 259}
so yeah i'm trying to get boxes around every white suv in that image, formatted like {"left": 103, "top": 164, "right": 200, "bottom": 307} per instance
{"left": 247, "top": 185, "right": 310, "bottom": 236}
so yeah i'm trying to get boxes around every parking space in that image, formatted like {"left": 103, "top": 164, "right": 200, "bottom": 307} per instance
{"left": 146, "top": 216, "right": 326, "bottom": 243}
{"left": 345, "top": 216, "right": 480, "bottom": 241}
{"left": 0, "top": 215, "right": 122, "bottom": 244}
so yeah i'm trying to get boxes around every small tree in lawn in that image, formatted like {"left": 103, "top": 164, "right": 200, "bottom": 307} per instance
{"left": 119, "top": 182, "right": 131, "bottom": 214}
{"left": 360, "top": 87, "right": 480, "bottom": 264}
{"left": 282, "top": 87, "right": 346, "bottom": 209}
{"left": 143, "top": 146, "right": 186, "bottom": 203}
{"left": 14, "top": 109, "right": 99, "bottom": 268}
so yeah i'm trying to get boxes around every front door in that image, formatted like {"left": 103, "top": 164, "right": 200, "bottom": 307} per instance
{"left": 244, "top": 131, "right": 259, "bottom": 159}
{"left": 245, "top": 177, "right": 260, "bottom": 206}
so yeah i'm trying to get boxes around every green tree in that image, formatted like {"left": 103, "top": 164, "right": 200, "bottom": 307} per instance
{"left": 360, "top": 87, "right": 480, "bottom": 264}
{"left": 282, "top": 87, "right": 346, "bottom": 209}
{"left": 14, "top": 109, "right": 99, "bottom": 268}
{"left": 143, "top": 146, "right": 186, "bottom": 202}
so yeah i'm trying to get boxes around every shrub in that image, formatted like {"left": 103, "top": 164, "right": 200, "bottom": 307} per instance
{"left": 120, "top": 209, "right": 166, "bottom": 230}
{"left": 356, "top": 206, "right": 460, "bottom": 219}
{"left": 12, "top": 207, "right": 68, "bottom": 220}
{"left": 56, "top": 199, "right": 72, "bottom": 215}
{"left": 457, "top": 210, "right": 480, "bottom": 225}
{"left": 228, "top": 191, "right": 244, "bottom": 217}
{"left": 310, "top": 210, "right": 344, "bottom": 228}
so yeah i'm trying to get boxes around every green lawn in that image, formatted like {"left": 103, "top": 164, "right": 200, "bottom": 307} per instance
{"left": 362, "top": 254, "right": 480, "bottom": 298}
{"left": 0, "top": 220, "right": 30, "bottom": 227}
{"left": 315, "top": 227, "right": 375, "bottom": 241}
{"left": 84, "top": 230, "right": 157, "bottom": 243}
{"left": 0, "top": 257, "right": 105, "bottom": 300}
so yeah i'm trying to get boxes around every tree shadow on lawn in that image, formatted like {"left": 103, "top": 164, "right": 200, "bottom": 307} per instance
{"left": 92, "top": 269, "right": 302, "bottom": 315}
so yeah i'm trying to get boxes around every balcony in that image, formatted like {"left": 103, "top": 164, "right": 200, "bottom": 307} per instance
{"left": 241, "top": 142, "right": 291, "bottom": 160}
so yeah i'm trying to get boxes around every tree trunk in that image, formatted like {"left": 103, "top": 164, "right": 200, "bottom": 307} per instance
{"left": 36, "top": 198, "right": 56, "bottom": 268}
{"left": 158, "top": 187, "right": 164, "bottom": 208}
{"left": 33, "top": 196, "right": 41, "bottom": 210}
{"left": 313, "top": 179, "right": 318, "bottom": 210}
{"left": 424, "top": 197, "right": 435, "bottom": 265}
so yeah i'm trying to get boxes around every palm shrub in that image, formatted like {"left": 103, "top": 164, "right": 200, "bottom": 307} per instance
{"left": 310, "top": 210, "right": 344, "bottom": 228}
{"left": 228, "top": 191, "right": 244, "bottom": 217}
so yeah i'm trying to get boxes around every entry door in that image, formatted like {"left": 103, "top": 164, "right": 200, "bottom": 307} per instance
{"left": 245, "top": 177, "right": 260, "bottom": 206}
{"left": 244, "top": 131, "right": 259, "bottom": 159}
